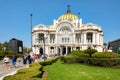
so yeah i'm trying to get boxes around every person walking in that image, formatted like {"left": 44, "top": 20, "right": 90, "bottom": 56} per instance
{"left": 3, "top": 55, "right": 10, "bottom": 72}
{"left": 17, "top": 56, "right": 22, "bottom": 67}
{"left": 12, "top": 55, "right": 17, "bottom": 68}
{"left": 27, "top": 54, "right": 32, "bottom": 64}
{"left": 33, "top": 54, "right": 38, "bottom": 62}
{"left": 23, "top": 54, "right": 27, "bottom": 65}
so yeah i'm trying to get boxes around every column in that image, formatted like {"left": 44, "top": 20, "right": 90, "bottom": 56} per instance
{"left": 71, "top": 46, "right": 72, "bottom": 51}
{"left": 32, "top": 46, "right": 35, "bottom": 54}
{"left": 73, "top": 34, "right": 75, "bottom": 44}
{"left": 35, "top": 34, "right": 38, "bottom": 45}
{"left": 47, "top": 34, "right": 49, "bottom": 44}
{"left": 81, "top": 33, "right": 83, "bottom": 43}
{"left": 55, "top": 34, "right": 57, "bottom": 44}
{"left": 48, "top": 47, "right": 50, "bottom": 55}
{"left": 84, "top": 33, "right": 86, "bottom": 44}
{"left": 95, "top": 33, "right": 96, "bottom": 44}
{"left": 93, "top": 33, "right": 95, "bottom": 44}
{"left": 52, "top": 47, "right": 53, "bottom": 54}
{"left": 96, "top": 33, "right": 99, "bottom": 44}
{"left": 60, "top": 47, "right": 62, "bottom": 56}
{"left": 44, "top": 34, "right": 47, "bottom": 44}
{"left": 46, "top": 46, "right": 48, "bottom": 55}
{"left": 101, "top": 35, "right": 103, "bottom": 45}
{"left": 56, "top": 46, "right": 58, "bottom": 54}
{"left": 66, "top": 46, "right": 68, "bottom": 55}
{"left": 99, "top": 34, "right": 103, "bottom": 45}
{"left": 32, "top": 34, "right": 35, "bottom": 44}
{"left": 73, "top": 45, "right": 76, "bottom": 50}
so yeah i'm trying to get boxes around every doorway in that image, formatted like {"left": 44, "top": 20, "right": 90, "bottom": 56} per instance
{"left": 39, "top": 47, "right": 43, "bottom": 55}
{"left": 68, "top": 46, "right": 71, "bottom": 54}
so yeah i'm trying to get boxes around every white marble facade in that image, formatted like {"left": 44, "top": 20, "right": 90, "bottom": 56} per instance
{"left": 32, "top": 6, "right": 104, "bottom": 55}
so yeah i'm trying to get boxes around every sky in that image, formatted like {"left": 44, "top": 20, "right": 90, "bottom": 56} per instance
{"left": 0, "top": 0, "right": 120, "bottom": 48}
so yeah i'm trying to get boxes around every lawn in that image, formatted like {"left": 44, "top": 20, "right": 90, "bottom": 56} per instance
{"left": 43, "top": 60, "right": 120, "bottom": 80}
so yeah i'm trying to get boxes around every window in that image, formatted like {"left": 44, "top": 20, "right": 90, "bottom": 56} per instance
{"left": 50, "top": 34, "right": 55, "bottom": 43}
{"left": 38, "top": 34, "right": 44, "bottom": 43}
{"left": 59, "top": 26, "right": 72, "bottom": 33}
{"left": 61, "top": 37, "right": 70, "bottom": 43}
{"left": 87, "top": 33, "right": 93, "bottom": 43}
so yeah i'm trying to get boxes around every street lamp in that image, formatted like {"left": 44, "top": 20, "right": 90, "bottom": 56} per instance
{"left": 30, "top": 13, "right": 32, "bottom": 51}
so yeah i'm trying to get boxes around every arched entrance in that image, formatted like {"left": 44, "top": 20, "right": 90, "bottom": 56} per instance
{"left": 39, "top": 47, "right": 43, "bottom": 55}
{"left": 76, "top": 47, "right": 80, "bottom": 50}
{"left": 67, "top": 46, "right": 71, "bottom": 54}
{"left": 50, "top": 47, "right": 54, "bottom": 54}
{"left": 62, "top": 46, "right": 66, "bottom": 55}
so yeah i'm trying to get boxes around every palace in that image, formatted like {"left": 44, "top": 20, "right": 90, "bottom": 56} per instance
{"left": 32, "top": 6, "right": 104, "bottom": 55}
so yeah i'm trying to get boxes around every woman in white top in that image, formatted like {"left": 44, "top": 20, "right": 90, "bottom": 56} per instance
{"left": 3, "top": 55, "right": 10, "bottom": 72}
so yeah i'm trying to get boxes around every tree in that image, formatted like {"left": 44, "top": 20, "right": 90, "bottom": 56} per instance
{"left": 3, "top": 41, "right": 9, "bottom": 50}
{"left": 103, "top": 42, "right": 107, "bottom": 47}
{"left": 0, "top": 43, "right": 3, "bottom": 50}
{"left": 23, "top": 46, "right": 31, "bottom": 53}
{"left": 84, "top": 48, "right": 97, "bottom": 57}
{"left": 103, "top": 42, "right": 108, "bottom": 52}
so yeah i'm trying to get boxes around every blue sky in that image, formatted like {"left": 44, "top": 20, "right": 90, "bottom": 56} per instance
{"left": 0, "top": 0, "right": 120, "bottom": 47}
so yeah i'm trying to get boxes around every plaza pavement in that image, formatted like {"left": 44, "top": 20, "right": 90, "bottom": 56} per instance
{"left": 0, "top": 60, "right": 29, "bottom": 80}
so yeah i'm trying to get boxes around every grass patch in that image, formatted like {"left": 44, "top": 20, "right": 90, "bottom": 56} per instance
{"left": 44, "top": 60, "right": 120, "bottom": 80}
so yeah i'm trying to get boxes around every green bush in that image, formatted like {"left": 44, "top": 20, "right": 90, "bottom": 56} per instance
{"left": 61, "top": 56, "right": 120, "bottom": 67}
{"left": 88, "top": 58, "right": 120, "bottom": 67}
{"left": 93, "top": 52, "right": 119, "bottom": 58}
{"left": 69, "top": 50, "right": 89, "bottom": 57}
{"left": 61, "top": 56, "right": 89, "bottom": 64}
{"left": 84, "top": 48, "right": 97, "bottom": 57}
{"left": 62, "top": 56, "right": 77, "bottom": 63}
{"left": 40, "top": 58, "right": 58, "bottom": 66}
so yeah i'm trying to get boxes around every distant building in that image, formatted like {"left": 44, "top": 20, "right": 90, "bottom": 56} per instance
{"left": 9, "top": 38, "right": 23, "bottom": 53}
{"left": 108, "top": 39, "right": 120, "bottom": 53}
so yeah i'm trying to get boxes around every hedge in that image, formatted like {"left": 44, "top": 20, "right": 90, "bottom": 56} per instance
{"left": 92, "top": 52, "right": 120, "bottom": 58}
{"left": 61, "top": 56, "right": 120, "bottom": 67}
{"left": 40, "top": 57, "right": 58, "bottom": 66}
{"left": 88, "top": 58, "right": 120, "bottom": 67}
{"left": 69, "top": 50, "right": 89, "bottom": 57}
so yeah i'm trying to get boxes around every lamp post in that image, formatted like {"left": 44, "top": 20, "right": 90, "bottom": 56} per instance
{"left": 78, "top": 12, "right": 81, "bottom": 50}
{"left": 30, "top": 13, "right": 32, "bottom": 51}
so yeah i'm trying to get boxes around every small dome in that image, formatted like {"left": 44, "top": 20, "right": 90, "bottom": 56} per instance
{"left": 58, "top": 13, "right": 78, "bottom": 20}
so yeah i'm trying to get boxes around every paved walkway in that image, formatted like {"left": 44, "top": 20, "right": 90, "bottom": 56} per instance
{"left": 0, "top": 60, "right": 29, "bottom": 80}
